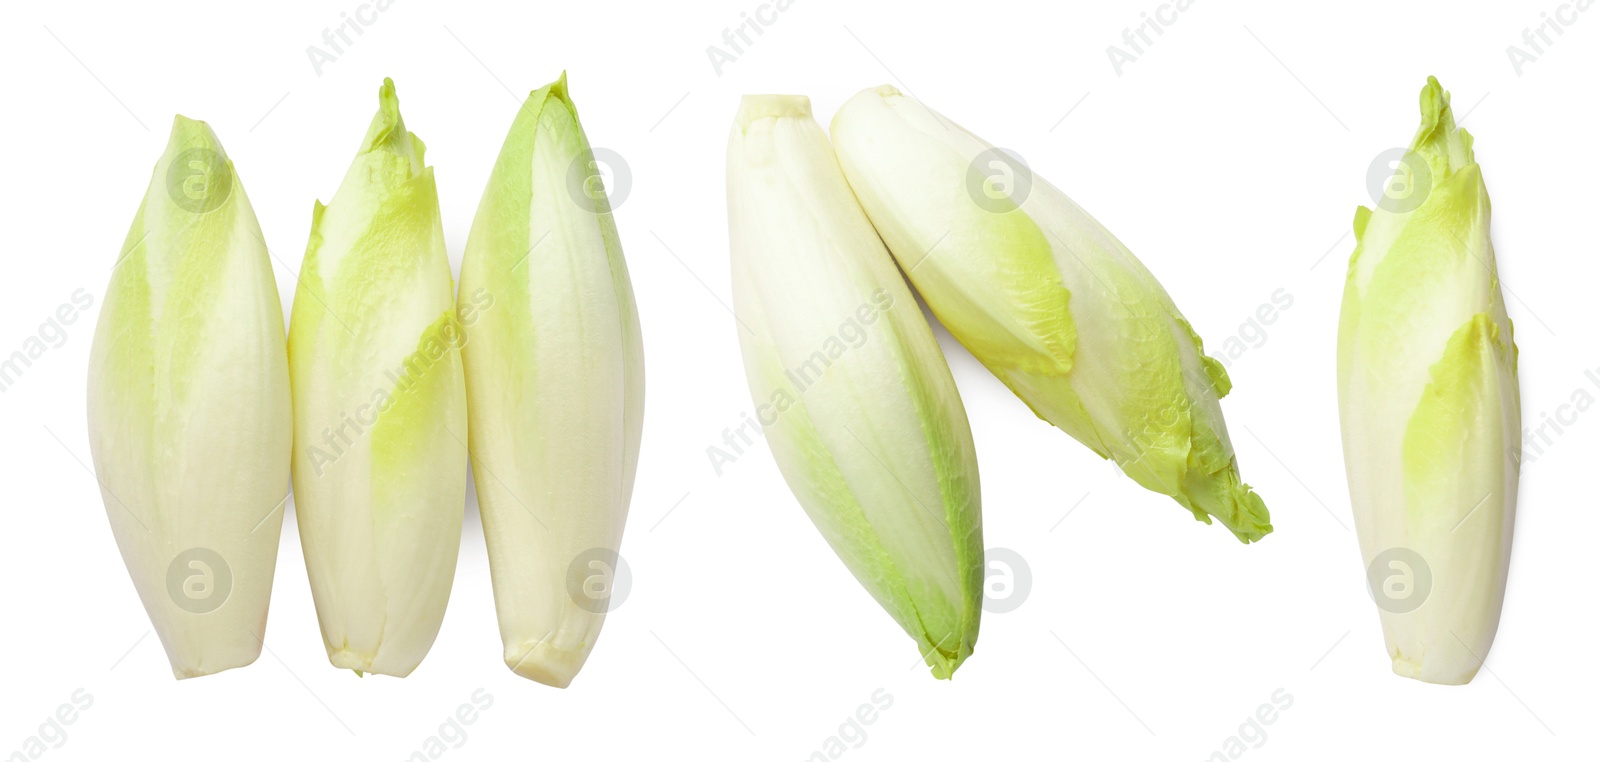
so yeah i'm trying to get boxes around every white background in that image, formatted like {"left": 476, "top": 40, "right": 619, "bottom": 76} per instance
{"left": 1, "top": 0, "right": 1594, "bottom": 759}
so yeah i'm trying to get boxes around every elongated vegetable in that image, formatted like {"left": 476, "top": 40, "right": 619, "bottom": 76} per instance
{"left": 831, "top": 86, "right": 1270, "bottom": 543}
{"left": 728, "top": 95, "right": 982, "bottom": 677}
{"left": 459, "top": 74, "right": 645, "bottom": 688}
{"left": 88, "top": 116, "right": 292, "bottom": 678}
{"left": 288, "top": 78, "right": 467, "bottom": 677}
{"left": 1337, "top": 76, "right": 1519, "bottom": 685}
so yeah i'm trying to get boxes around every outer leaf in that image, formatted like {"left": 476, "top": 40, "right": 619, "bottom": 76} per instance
{"left": 459, "top": 73, "right": 645, "bottom": 688}
{"left": 831, "top": 86, "right": 1270, "bottom": 542}
{"left": 1337, "top": 76, "right": 1519, "bottom": 685}
{"left": 288, "top": 79, "right": 467, "bottom": 677}
{"left": 88, "top": 116, "right": 292, "bottom": 678}
{"left": 728, "top": 95, "right": 982, "bottom": 677}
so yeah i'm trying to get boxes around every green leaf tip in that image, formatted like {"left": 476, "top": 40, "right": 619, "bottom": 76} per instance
{"left": 166, "top": 114, "right": 223, "bottom": 155}
{"left": 926, "top": 658, "right": 960, "bottom": 680}
{"left": 1221, "top": 482, "right": 1273, "bottom": 544}
{"left": 546, "top": 70, "right": 569, "bottom": 101}
{"left": 361, "top": 76, "right": 424, "bottom": 165}
{"left": 379, "top": 76, "right": 397, "bottom": 111}
{"left": 157, "top": 114, "right": 238, "bottom": 217}
{"left": 1418, "top": 76, "right": 1446, "bottom": 125}
{"left": 518, "top": 72, "right": 580, "bottom": 126}
{"left": 1352, "top": 205, "right": 1372, "bottom": 240}
{"left": 1409, "top": 75, "right": 1475, "bottom": 179}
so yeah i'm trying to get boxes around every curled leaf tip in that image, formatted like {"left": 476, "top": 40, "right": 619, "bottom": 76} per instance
{"left": 525, "top": 73, "right": 576, "bottom": 119}
{"left": 362, "top": 77, "right": 410, "bottom": 157}
{"left": 1416, "top": 76, "right": 1452, "bottom": 135}
{"left": 1410, "top": 75, "right": 1475, "bottom": 174}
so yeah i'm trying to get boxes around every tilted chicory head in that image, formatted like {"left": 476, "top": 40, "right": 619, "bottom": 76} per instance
{"left": 831, "top": 86, "right": 1270, "bottom": 543}
{"left": 728, "top": 94, "right": 983, "bottom": 677}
